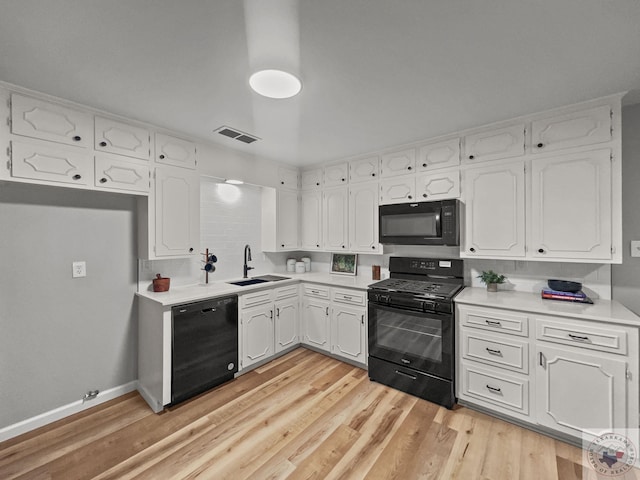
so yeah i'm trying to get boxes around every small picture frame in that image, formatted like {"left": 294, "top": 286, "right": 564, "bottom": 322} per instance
{"left": 330, "top": 253, "right": 357, "bottom": 275}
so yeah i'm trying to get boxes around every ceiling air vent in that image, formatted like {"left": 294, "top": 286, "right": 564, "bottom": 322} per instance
{"left": 214, "top": 126, "right": 260, "bottom": 144}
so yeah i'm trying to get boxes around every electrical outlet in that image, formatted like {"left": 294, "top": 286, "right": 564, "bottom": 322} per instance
{"left": 72, "top": 261, "right": 86, "bottom": 278}
{"left": 631, "top": 241, "right": 640, "bottom": 258}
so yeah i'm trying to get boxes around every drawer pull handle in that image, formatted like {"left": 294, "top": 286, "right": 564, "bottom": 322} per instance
{"left": 325, "top": 306, "right": 329, "bottom": 316}
{"left": 539, "top": 352, "right": 547, "bottom": 368}
{"left": 361, "top": 314, "right": 365, "bottom": 325}
{"left": 485, "top": 320, "right": 502, "bottom": 327}
{"left": 395, "top": 370, "right": 417, "bottom": 380}
{"left": 343, "top": 295, "right": 352, "bottom": 300}
{"left": 485, "top": 348, "right": 502, "bottom": 356}
{"left": 486, "top": 385, "right": 502, "bottom": 394}
{"left": 568, "top": 333, "right": 590, "bottom": 342}
{"left": 311, "top": 290, "right": 319, "bottom": 294}
{"left": 276, "top": 307, "right": 280, "bottom": 318}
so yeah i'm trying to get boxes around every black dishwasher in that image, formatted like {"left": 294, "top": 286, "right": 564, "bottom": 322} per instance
{"left": 171, "top": 295, "right": 238, "bottom": 405}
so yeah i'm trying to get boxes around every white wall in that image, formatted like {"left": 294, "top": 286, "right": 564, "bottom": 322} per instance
{"left": 612, "top": 104, "right": 640, "bottom": 314}
{"left": 0, "top": 183, "right": 138, "bottom": 429}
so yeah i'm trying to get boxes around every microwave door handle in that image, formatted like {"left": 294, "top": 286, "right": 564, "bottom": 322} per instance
{"left": 435, "top": 211, "right": 442, "bottom": 237}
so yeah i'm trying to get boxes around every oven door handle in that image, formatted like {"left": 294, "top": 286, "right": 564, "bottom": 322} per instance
{"left": 395, "top": 370, "right": 418, "bottom": 380}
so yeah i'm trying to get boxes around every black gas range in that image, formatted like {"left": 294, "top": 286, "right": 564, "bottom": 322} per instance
{"left": 367, "top": 257, "right": 464, "bottom": 408}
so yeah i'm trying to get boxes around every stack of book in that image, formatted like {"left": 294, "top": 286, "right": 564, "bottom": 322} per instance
{"left": 541, "top": 288, "right": 594, "bottom": 304}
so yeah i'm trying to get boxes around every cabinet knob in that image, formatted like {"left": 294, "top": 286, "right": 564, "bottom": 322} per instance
{"left": 316, "top": 182, "right": 320, "bottom": 186}
{"left": 72, "top": 174, "right": 82, "bottom": 180}
{"left": 422, "top": 163, "right": 427, "bottom": 168}
{"left": 281, "top": 181, "right": 285, "bottom": 185}
{"left": 159, "top": 154, "right": 165, "bottom": 159}
{"left": 316, "top": 244, "right": 319, "bottom": 248}
{"left": 281, "top": 244, "right": 285, "bottom": 247}
{"left": 407, "top": 166, "right": 412, "bottom": 171}
{"left": 189, "top": 247, "right": 194, "bottom": 252}
{"left": 99, "top": 141, "right": 107, "bottom": 147}
{"left": 470, "top": 247, "right": 476, "bottom": 253}
{"left": 537, "top": 143, "right": 544, "bottom": 148}
{"left": 408, "top": 195, "right": 412, "bottom": 199}
{"left": 468, "top": 155, "right": 475, "bottom": 160}
{"left": 372, "top": 245, "right": 376, "bottom": 249}
{"left": 538, "top": 248, "right": 545, "bottom": 254}
{"left": 372, "top": 173, "right": 376, "bottom": 177}
{"left": 342, "top": 245, "right": 345, "bottom": 248}
{"left": 72, "top": 135, "right": 82, "bottom": 142}
{"left": 341, "top": 178, "right": 345, "bottom": 182}
{"left": 99, "top": 178, "right": 107, "bottom": 184}
{"left": 422, "top": 193, "right": 427, "bottom": 198}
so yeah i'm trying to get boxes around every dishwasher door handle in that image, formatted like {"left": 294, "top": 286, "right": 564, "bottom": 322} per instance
{"left": 201, "top": 307, "right": 217, "bottom": 314}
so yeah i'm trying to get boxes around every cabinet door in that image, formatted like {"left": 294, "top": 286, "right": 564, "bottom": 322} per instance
{"left": 300, "top": 190, "right": 322, "bottom": 250}
{"left": 302, "top": 297, "right": 330, "bottom": 352}
{"left": 154, "top": 166, "right": 200, "bottom": 257}
{"left": 95, "top": 117, "right": 150, "bottom": 160}
{"left": 94, "top": 155, "right": 149, "bottom": 194}
{"left": 301, "top": 168, "right": 323, "bottom": 190}
{"left": 380, "top": 175, "right": 416, "bottom": 205}
{"left": 463, "top": 124, "right": 525, "bottom": 164}
{"left": 275, "top": 298, "right": 299, "bottom": 353}
{"left": 536, "top": 344, "right": 627, "bottom": 438}
{"left": 277, "top": 189, "right": 299, "bottom": 250}
{"left": 11, "top": 141, "right": 90, "bottom": 186}
{"left": 530, "top": 149, "right": 611, "bottom": 261}
{"left": 155, "top": 133, "right": 196, "bottom": 169}
{"left": 463, "top": 161, "right": 525, "bottom": 257}
{"left": 417, "top": 138, "right": 460, "bottom": 171}
{"left": 380, "top": 148, "right": 416, "bottom": 177}
{"left": 324, "top": 162, "right": 349, "bottom": 187}
{"left": 278, "top": 166, "right": 298, "bottom": 189}
{"left": 331, "top": 305, "right": 366, "bottom": 364}
{"left": 11, "top": 93, "right": 91, "bottom": 148}
{"left": 323, "top": 186, "right": 349, "bottom": 251}
{"left": 349, "top": 156, "right": 379, "bottom": 183}
{"left": 415, "top": 168, "right": 460, "bottom": 201}
{"left": 242, "top": 305, "right": 275, "bottom": 368}
{"left": 349, "top": 182, "right": 380, "bottom": 253}
{"left": 531, "top": 105, "right": 612, "bottom": 154}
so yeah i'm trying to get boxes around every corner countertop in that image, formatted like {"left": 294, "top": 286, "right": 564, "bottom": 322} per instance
{"left": 136, "top": 271, "right": 377, "bottom": 307}
{"left": 455, "top": 287, "right": 640, "bottom": 327}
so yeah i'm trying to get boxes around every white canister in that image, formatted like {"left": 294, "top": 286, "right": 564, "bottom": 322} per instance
{"left": 295, "top": 261, "right": 306, "bottom": 274}
{"left": 286, "top": 258, "right": 297, "bottom": 272}
{"left": 301, "top": 257, "right": 311, "bottom": 272}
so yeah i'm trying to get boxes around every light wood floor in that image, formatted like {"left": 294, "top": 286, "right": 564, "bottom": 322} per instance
{"left": 0, "top": 348, "right": 634, "bottom": 479}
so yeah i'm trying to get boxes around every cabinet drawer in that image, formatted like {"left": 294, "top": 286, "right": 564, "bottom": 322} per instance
{"left": 304, "top": 284, "right": 330, "bottom": 299}
{"left": 274, "top": 284, "right": 298, "bottom": 300}
{"left": 332, "top": 288, "right": 366, "bottom": 306}
{"left": 240, "top": 289, "right": 274, "bottom": 309}
{"left": 461, "top": 362, "right": 529, "bottom": 414}
{"left": 461, "top": 329, "right": 529, "bottom": 373}
{"left": 535, "top": 316, "right": 628, "bottom": 355}
{"left": 458, "top": 305, "right": 528, "bottom": 337}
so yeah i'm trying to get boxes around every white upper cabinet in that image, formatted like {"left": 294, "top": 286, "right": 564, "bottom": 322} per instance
{"left": 463, "top": 161, "right": 526, "bottom": 258}
{"left": 300, "top": 190, "right": 322, "bottom": 250}
{"left": 380, "top": 174, "right": 416, "bottom": 205}
{"left": 155, "top": 133, "right": 196, "bottom": 169}
{"left": 278, "top": 166, "right": 299, "bottom": 189}
{"left": 415, "top": 168, "right": 460, "bottom": 202}
{"left": 529, "top": 149, "right": 612, "bottom": 261}
{"left": 94, "top": 154, "right": 149, "bottom": 194}
{"left": 11, "top": 93, "right": 91, "bottom": 148}
{"left": 95, "top": 116, "right": 150, "bottom": 161}
{"left": 277, "top": 189, "right": 299, "bottom": 250}
{"left": 463, "top": 124, "right": 525, "bottom": 164}
{"left": 154, "top": 166, "right": 200, "bottom": 257}
{"left": 349, "top": 182, "right": 380, "bottom": 253}
{"left": 324, "top": 162, "right": 349, "bottom": 187}
{"left": 323, "top": 186, "right": 349, "bottom": 251}
{"left": 380, "top": 148, "right": 416, "bottom": 177}
{"left": 11, "top": 140, "right": 90, "bottom": 186}
{"left": 531, "top": 105, "right": 612, "bottom": 154}
{"left": 301, "top": 168, "right": 323, "bottom": 190}
{"left": 417, "top": 138, "right": 460, "bottom": 171}
{"left": 349, "top": 156, "right": 379, "bottom": 183}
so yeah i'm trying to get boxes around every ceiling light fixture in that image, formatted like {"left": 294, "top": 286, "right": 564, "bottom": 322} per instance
{"left": 249, "top": 69, "right": 302, "bottom": 99}
{"left": 225, "top": 179, "right": 244, "bottom": 185}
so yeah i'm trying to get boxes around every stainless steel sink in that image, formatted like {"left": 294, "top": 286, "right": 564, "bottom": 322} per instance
{"left": 227, "top": 278, "right": 269, "bottom": 287}
{"left": 251, "top": 275, "right": 290, "bottom": 282}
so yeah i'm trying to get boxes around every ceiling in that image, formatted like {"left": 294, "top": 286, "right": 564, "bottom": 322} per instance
{"left": 1, "top": 0, "right": 639, "bottom": 168}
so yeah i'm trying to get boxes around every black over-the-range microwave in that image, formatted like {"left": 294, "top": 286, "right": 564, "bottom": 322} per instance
{"left": 379, "top": 199, "right": 460, "bottom": 246}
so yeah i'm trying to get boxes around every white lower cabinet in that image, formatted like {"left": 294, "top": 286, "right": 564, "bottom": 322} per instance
{"left": 241, "top": 303, "right": 275, "bottom": 369}
{"left": 302, "top": 296, "right": 331, "bottom": 353}
{"left": 330, "top": 304, "right": 367, "bottom": 364}
{"left": 275, "top": 286, "right": 300, "bottom": 353}
{"left": 457, "top": 296, "right": 639, "bottom": 445}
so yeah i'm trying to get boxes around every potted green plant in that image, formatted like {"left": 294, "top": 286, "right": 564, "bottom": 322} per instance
{"left": 477, "top": 270, "right": 507, "bottom": 292}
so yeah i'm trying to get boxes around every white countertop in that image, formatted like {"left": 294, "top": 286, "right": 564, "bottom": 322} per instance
{"left": 455, "top": 287, "right": 640, "bottom": 326}
{"left": 136, "top": 271, "right": 376, "bottom": 307}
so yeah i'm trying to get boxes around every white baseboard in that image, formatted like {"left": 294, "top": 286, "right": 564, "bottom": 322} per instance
{"left": 0, "top": 381, "right": 138, "bottom": 443}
